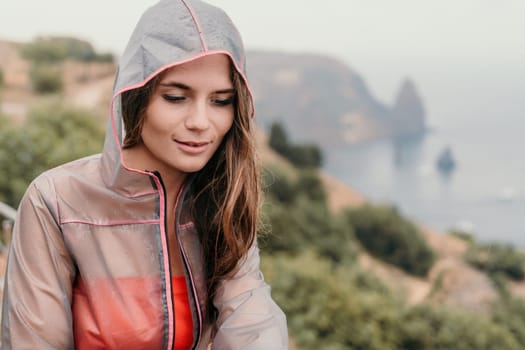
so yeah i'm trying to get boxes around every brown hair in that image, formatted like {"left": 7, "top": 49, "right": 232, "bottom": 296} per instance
{"left": 120, "top": 75, "right": 159, "bottom": 149}
{"left": 120, "top": 59, "right": 260, "bottom": 321}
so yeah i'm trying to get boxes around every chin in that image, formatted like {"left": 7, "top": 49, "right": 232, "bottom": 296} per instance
{"left": 176, "top": 162, "right": 208, "bottom": 174}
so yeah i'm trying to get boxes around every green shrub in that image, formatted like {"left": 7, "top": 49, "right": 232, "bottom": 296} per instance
{"left": 263, "top": 167, "right": 326, "bottom": 205}
{"left": 261, "top": 167, "right": 355, "bottom": 263}
{"left": 0, "top": 102, "right": 104, "bottom": 207}
{"left": 295, "top": 170, "right": 326, "bottom": 203}
{"left": 400, "top": 304, "right": 521, "bottom": 350}
{"left": 342, "top": 204, "right": 435, "bottom": 276}
{"left": 21, "top": 36, "right": 113, "bottom": 63}
{"left": 262, "top": 165, "right": 296, "bottom": 204}
{"left": 267, "top": 121, "right": 323, "bottom": 168}
{"left": 261, "top": 251, "right": 523, "bottom": 350}
{"left": 92, "top": 52, "right": 114, "bottom": 63}
{"left": 261, "top": 196, "right": 356, "bottom": 263}
{"left": 449, "top": 229, "right": 475, "bottom": 244}
{"left": 0, "top": 67, "right": 4, "bottom": 88}
{"left": 262, "top": 252, "right": 402, "bottom": 350}
{"left": 492, "top": 297, "right": 525, "bottom": 347}
{"left": 29, "top": 64, "right": 62, "bottom": 94}
{"left": 465, "top": 243, "right": 525, "bottom": 281}
{"left": 286, "top": 143, "right": 323, "bottom": 168}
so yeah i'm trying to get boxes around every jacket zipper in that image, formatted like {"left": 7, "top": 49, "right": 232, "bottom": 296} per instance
{"left": 150, "top": 171, "right": 175, "bottom": 350}
{"left": 152, "top": 172, "right": 202, "bottom": 350}
{"left": 176, "top": 224, "right": 203, "bottom": 349}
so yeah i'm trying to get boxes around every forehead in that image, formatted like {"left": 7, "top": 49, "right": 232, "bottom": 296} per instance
{"left": 158, "top": 54, "right": 233, "bottom": 88}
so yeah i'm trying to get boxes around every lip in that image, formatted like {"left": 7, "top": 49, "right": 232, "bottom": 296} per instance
{"left": 175, "top": 140, "right": 211, "bottom": 154}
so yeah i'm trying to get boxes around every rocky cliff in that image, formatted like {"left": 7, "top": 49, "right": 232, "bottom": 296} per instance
{"left": 247, "top": 51, "right": 426, "bottom": 146}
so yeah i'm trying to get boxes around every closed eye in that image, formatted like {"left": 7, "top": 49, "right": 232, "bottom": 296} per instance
{"left": 212, "top": 97, "right": 234, "bottom": 106}
{"left": 162, "top": 94, "right": 185, "bottom": 102}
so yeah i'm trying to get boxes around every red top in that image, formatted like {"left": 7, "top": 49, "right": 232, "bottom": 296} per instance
{"left": 172, "top": 276, "right": 194, "bottom": 350}
{"left": 72, "top": 276, "right": 194, "bottom": 349}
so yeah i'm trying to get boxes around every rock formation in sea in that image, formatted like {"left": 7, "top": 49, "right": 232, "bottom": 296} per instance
{"left": 247, "top": 51, "right": 426, "bottom": 146}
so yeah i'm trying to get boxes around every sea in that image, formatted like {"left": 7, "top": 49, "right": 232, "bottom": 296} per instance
{"left": 323, "top": 57, "right": 525, "bottom": 247}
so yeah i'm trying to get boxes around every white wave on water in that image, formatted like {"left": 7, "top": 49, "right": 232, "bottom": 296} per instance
{"left": 496, "top": 186, "right": 520, "bottom": 202}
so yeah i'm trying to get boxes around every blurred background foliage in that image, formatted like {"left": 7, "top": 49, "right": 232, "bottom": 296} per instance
{"left": 342, "top": 204, "right": 435, "bottom": 277}
{"left": 29, "top": 64, "right": 63, "bottom": 94}
{"left": 2, "top": 85, "right": 525, "bottom": 350}
{"left": 21, "top": 36, "right": 114, "bottom": 64}
{"left": 259, "top": 122, "right": 525, "bottom": 349}
{"left": 21, "top": 37, "right": 114, "bottom": 94}
{"left": 0, "top": 102, "right": 104, "bottom": 207}
{"left": 1, "top": 89, "right": 525, "bottom": 350}
{"left": 1, "top": 38, "right": 525, "bottom": 348}
{"left": 466, "top": 242, "right": 525, "bottom": 281}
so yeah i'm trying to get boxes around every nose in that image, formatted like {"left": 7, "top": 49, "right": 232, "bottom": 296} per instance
{"left": 184, "top": 99, "right": 210, "bottom": 131}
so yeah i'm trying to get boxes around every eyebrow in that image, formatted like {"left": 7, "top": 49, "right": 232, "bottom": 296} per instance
{"left": 159, "top": 82, "right": 235, "bottom": 94}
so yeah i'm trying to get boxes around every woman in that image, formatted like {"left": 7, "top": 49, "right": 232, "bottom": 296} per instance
{"left": 1, "top": 0, "right": 288, "bottom": 349}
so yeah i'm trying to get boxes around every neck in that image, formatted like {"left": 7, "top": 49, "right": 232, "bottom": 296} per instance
{"left": 121, "top": 146, "right": 187, "bottom": 204}
{"left": 160, "top": 172, "right": 186, "bottom": 207}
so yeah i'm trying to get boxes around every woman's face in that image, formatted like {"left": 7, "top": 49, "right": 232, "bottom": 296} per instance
{"left": 137, "top": 54, "right": 235, "bottom": 177}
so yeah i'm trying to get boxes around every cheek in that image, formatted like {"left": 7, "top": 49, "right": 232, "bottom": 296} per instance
{"left": 144, "top": 118, "right": 166, "bottom": 135}
{"left": 142, "top": 106, "right": 172, "bottom": 136}
{"left": 219, "top": 111, "right": 235, "bottom": 136}
{"left": 222, "top": 118, "right": 234, "bottom": 136}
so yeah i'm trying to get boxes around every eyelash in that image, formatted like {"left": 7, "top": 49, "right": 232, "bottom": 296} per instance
{"left": 162, "top": 95, "right": 185, "bottom": 102}
{"left": 212, "top": 97, "right": 234, "bottom": 106}
{"left": 162, "top": 95, "right": 234, "bottom": 106}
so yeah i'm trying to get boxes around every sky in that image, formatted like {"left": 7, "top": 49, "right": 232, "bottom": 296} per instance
{"left": 1, "top": 0, "right": 524, "bottom": 116}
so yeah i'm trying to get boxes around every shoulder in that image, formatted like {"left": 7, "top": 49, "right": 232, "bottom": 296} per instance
{"left": 33, "top": 153, "right": 102, "bottom": 186}
{"left": 25, "top": 154, "right": 103, "bottom": 207}
{"left": 40, "top": 153, "right": 102, "bottom": 179}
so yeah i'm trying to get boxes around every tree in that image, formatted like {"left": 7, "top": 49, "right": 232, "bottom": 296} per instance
{"left": 268, "top": 121, "right": 289, "bottom": 156}
{"left": 268, "top": 121, "right": 323, "bottom": 168}
{"left": 287, "top": 144, "right": 323, "bottom": 168}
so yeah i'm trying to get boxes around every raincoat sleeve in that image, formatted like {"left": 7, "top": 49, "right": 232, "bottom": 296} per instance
{"left": 211, "top": 241, "right": 288, "bottom": 350}
{"left": 1, "top": 178, "right": 76, "bottom": 349}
